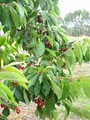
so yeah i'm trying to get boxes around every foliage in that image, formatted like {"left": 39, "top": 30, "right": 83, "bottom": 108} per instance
{"left": 60, "top": 9, "right": 90, "bottom": 36}
{"left": 0, "top": 0, "right": 90, "bottom": 120}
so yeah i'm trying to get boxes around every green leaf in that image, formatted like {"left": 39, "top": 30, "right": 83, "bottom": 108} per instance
{"left": 0, "top": 36, "right": 6, "bottom": 46}
{"left": 65, "top": 50, "right": 76, "bottom": 67}
{"left": 28, "top": 74, "right": 38, "bottom": 87}
{"left": 57, "top": 58, "right": 64, "bottom": 67}
{"left": 0, "top": 88, "right": 9, "bottom": 101}
{"left": 50, "top": 80, "right": 62, "bottom": 99}
{"left": 46, "top": 48, "right": 56, "bottom": 57}
{"left": 0, "top": 83, "right": 17, "bottom": 105}
{"left": 34, "top": 81, "right": 41, "bottom": 96}
{"left": 45, "top": 97, "right": 55, "bottom": 115}
{"left": 38, "top": 74, "right": 43, "bottom": 84}
{"left": 81, "top": 80, "right": 90, "bottom": 98}
{"left": 74, "top": 45, "right": 83, "bottom": 64}
{"left": 61, "top": 80, "right": 70, "bottom": 100}
{"left": 53, "top": 110, "right": 58, "bottom": 120}
{"left": 35, "top": 42, "right": 45, "bottom": 56}
{"left": 12, "top": 2, "right": 27, "bottom": 27}
{"left": 64, "top": 100, "right": 90, "bottom": 119}
{"left": 42, "top": 11, "right": 47, "bottom": 24}
{"left": 0, "top": 71, "right": 28, "bottom": 83}
{"left": 42, "top": 80, "right": 50, "bottom": 96}
{"left": 2, "top": 108, "right": 10, "bottom": 117}
{"left": 46, "top": 36, "right": 54, "bottom": 47}
{"left": 23, "top": 90, "right": 30, "bottom": 104}
{"left": 3, "top": 66, "right": 25, "bottom": 78}
{"left": 9, "top": 7, "right": 20, "bottom": 28}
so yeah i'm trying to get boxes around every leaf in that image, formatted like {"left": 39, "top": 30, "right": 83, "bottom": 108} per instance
{"left": 57, "top": 58, "right": 64, "bottom": 67}
{"left": 15, "top": 89, "right": 24, "bottom": 102}
{"left": 42, "top": 11, "right": 47, "bottom": 24}
{"left": 46, "top": 48, "right": 56, "bottom": 57}
{"left": 61, "top": 80, "right": 70, "bottom": 100}
{"left": 0, "top": 83, "right": 17, "bottom": 105}
{"left": 46, "top": 36, "right": 54, "bottom": 47}
{"left": 64, "top": 100, "right": 90, "bottom": 119}
{"left": 23, "top": 90, "right": 29, "bottom": 105}
{"left": 74, "top": 45, "right": 83, "bottom": 64}
{"left": 50, "top": 80, "right": 62, "bottom": 99}
{"left": 81, "top": 80, "right": 90, "bottom": 98}
{"left": 2, "top": 108, "right": 10, "bottom": 117}
{"left": 9, "top": 7, "right": 20, "bottom": 28}
{"left": 3, "top": 66, "right": 25, "bottom": 78}
{"left": 34, "top": 81, "right": 41, "bottom": 96}
{"left": 28, "top": 74, "right": 38, "bottom": 87}
{"left": 53, "top": 110, "right": 58, "bottom": 120}
{"left": 45, "top": 97, "right": 55, "bottom": 115}
{"left": 0, "top": 88, "right": 9, "bottom": 101}
{"left": 0, "top": 6, "right": 12, "bottom": 29}
{"left": 0, "top": 36, "right": 6, "bottom": 46}
{"left": 42, "top": 80, "right": 50, "bottom": 96}
{"left": 35, "top": 42, "right": 45, "bottom": 56}
{"left": 12, "top": 2, "right": 27, "bottom": 27}
{"left": 65, "top": 50, "right": 76, "bottom": 67}
{"left": 0, "top": 71, "right": 28, "bottom": 83}
{"left": 38, "top": 74, "right": 43, "bottom": 84}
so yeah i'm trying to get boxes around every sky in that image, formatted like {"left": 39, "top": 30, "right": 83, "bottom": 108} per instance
{"left": 58, "top": 0, "right": 90, "bottom": 18}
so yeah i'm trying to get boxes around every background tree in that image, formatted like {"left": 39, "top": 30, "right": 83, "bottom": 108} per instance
{"left": 61, "top": 9, "right": 90, "bottom": 36}
{"left": 0, "top": 0, "right": 90, "bottom": 120}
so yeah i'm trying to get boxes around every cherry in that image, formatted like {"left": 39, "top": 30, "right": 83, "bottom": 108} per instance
{"left": 1, "top": 104, "right": 7, "bottom": 108}
{"left": 12, "top": 81, "right": 18, "bottom": 86}
{"left": 45, "top": 40, "right": 51, "bottom": 48}
{"left": 24, "top": 43, "right": 27, "bottom": 47}
{"left": 16, "top": 109, "right": 20, "bottom": 114}
{"left": 21, "top": 66, "right": 24, "bottom": 69}
{"left": 38, "top": 97, "right": 42, "bottom": 102}
{"left": 17, "top": 65, "right": 24, "bottom": 70}
{"left": 38, "top": 102, "right": 44, "bottom": 107}
{"left": 37, "top": 29, "right": 43, "bottom": 34}
{"left": 15, "top": 106, "right": 20, "bottom": 114}
{"left": 62, "top": 48, "right": 67, "bottom": 52}
{"left": 17, "top": 65, "right": 21, "bottom": 70}
{"left": 37, "top": 14, "right": 42, "bottom": 23}
{"left": 35, "top": 99, "right": 39, "bottom": 104}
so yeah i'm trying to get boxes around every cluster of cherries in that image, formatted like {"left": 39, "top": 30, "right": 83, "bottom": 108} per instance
{"left": 11, "top": 81, "right": 18, "bottom": 86}
{"left": 45, "top": 40, "right": 51, "bottom": 48}
{"left": 37, "top": 13, "right": 42, "bottom": 23}
{"left": 59, "top": 47, "right": 67, "bottom": 52}
{"left": 1, "top": 104, "right": 7, "bottom": 109}
{"left": 17, "top": 65, "right": 24, "bottom": 70}
{"left": 1, "top": 104, "right": 20, "bottom": 114}
{"left": 15, "top": 106, "right": 20, "bottom": 114}
{"left": 35, "top": 97, "right": 44, "bottom": 107}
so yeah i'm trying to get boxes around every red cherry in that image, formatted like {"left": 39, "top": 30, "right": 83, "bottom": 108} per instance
{"left": 62, "top": 48, "right": 67, "bottom": 52}
{"left": 16, "top": 109, "right": 20, "bottom": 114}
{"left": 15, "top": 106, "right": 20, "bottom": 114}
{"left": 12, "top": 81, "right": 18, "bottom": 86}
{"left": 45, "top": 41, "right": 51, "bottom": 48}
{"left": 38, "top": 97, "right": 42, "bottom": 102}
{"left": 21, "top": 66, "right": 24, "bottom": 69}
{"left": 17, "top": 65, "right": 21, "bottom": 70}
{"left": 1, "top": 104, "right": 7, "bottom": 108}
{"left": 24, "top": 44, "right": 27, "bottom": 47}
{"left": 37, "top": 14, "right": 42, "bottom": 23}
{"left": 35, "top": 99, "right": 39, "bottom": 104}
{"left": 38, "top": 102, "right": 44, "bottom": 107}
